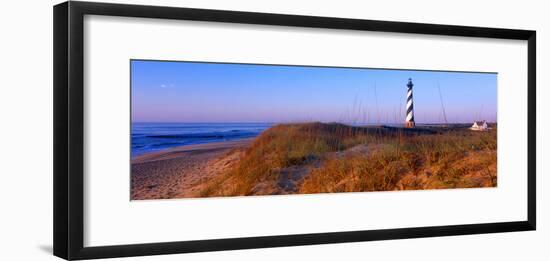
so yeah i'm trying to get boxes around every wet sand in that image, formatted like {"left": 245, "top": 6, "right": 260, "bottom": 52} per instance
{"left": 131, "top": 139, "right": 251, "bottom": 200}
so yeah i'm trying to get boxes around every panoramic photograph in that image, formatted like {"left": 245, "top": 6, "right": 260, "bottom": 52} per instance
{"left": 130, "top": 60, "right": 497, "bottom": 200}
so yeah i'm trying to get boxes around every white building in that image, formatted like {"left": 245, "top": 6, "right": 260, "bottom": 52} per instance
{"left": 470, "top": 121, "right": 488, "bottom": 131}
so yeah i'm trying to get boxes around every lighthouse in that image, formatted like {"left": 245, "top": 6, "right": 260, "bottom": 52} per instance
{"left": 405, "top": 78, "right": 415, "bottom": 128}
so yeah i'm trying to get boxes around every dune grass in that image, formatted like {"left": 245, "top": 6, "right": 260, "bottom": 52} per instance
{"left": 300, "top": 127, "right": 496, "bottom": 193}
{"left": 199, "top": 122, "right": 497, "bottom": 197}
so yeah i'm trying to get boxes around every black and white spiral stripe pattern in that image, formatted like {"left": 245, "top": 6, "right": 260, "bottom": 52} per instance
{"left": 406, "top": 79, "right": 414, "bottom": 123}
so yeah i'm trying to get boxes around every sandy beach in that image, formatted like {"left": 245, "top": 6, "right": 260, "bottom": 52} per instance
{"left": 131, "top": 139, "right": 252, "bottom": 200}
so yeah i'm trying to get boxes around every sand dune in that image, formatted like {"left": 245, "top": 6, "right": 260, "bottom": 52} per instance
{"left": 131, "top": 123, "right": 497, "bottom": 200}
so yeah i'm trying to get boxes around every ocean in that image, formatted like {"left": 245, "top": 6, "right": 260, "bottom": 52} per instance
{"left": 131, "top": 122, "right": 272, "bottom": 157}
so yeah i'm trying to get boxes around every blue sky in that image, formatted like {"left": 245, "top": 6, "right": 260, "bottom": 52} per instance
{"left": 131, "top": 60, "right": 497, "bottom": 124}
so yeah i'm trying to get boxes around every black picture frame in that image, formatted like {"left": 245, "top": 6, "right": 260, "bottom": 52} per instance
{"left": 53, "top": 1, "right": 536, "bottom": 260}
